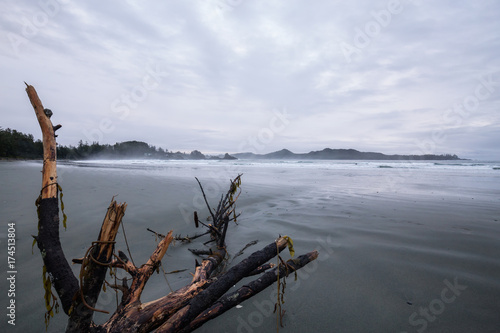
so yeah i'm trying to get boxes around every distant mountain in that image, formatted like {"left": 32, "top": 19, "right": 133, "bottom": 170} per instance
{"left": 261, "top": 148, "right": 295, "bottom": 159}
{"left": 233, "top": 148, "right": 463, "bottom": 160}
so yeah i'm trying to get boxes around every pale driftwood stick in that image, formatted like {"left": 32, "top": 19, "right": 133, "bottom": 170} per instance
{"left": 124, "top": 230, "right": 174, "bottom": 304}
{"left": 26, "top": 83, "right": 79, "bottom": 316}
{"left": 26, "top": 83, "right": 58, "bottom": 199}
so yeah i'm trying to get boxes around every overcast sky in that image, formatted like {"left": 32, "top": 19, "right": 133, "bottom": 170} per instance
{"left": 1, "top": 0, "right": 499, "bottom": 159}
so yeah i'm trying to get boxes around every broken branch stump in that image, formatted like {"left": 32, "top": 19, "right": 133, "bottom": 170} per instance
{"left": 68, "top": 200, "right": 127, "bottom": 331}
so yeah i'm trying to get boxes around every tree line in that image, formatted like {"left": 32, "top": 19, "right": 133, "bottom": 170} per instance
{"left": 0, "top": 128, "right": 43, "bottom": 158}
{"left": 0, "top": 127, "right": 178, "bottom": 159}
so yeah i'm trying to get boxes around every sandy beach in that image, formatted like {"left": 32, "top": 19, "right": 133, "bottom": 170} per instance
{"left": 1, "top": 160, "right": 499, "bottom": 332}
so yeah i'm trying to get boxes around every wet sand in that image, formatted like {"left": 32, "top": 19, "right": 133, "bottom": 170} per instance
{"left": 1, "top": 161, "right": 499, "bottom": 332}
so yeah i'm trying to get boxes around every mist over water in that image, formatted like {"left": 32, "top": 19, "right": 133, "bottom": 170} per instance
{"left": 1, "top": 160, "right": 499, "bottom": 332}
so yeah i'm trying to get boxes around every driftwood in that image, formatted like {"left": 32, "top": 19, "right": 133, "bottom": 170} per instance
{"left": 28, "top": 82, "right": 78, "bottom": 317}
{"left": 27, "top": 83, "right": 319, "bottom": 332}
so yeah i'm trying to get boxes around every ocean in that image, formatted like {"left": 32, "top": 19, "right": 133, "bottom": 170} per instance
{"left": 1, "top": 159, "right": 499, "bottom": 332}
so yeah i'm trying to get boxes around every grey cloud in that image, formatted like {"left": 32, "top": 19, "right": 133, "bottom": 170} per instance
{"left": 1, "top": 0, "right": 499, "bottom": 159}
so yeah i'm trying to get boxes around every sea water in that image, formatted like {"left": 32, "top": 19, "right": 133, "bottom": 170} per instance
{"left": 1, "top": 159, "right": 499, "bottom": 332}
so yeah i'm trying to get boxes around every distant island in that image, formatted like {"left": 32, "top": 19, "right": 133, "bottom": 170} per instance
{"left": 1, "top": 127, "right": 462, "bottom": 161}
{"left": 233, "top": 148, "right": 463, "bottom": 160}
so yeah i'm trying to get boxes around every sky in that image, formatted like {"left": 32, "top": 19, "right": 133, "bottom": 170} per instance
{"left": 1, "top": 0, "right": 499, "bottom": 159}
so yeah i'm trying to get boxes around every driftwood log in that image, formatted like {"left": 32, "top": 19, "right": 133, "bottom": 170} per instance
{"left": 27, "top": 84, "right": 319, "bottom": 332}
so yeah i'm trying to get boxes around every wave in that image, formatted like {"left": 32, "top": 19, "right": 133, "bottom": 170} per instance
{"left": 58, "top": 159, "right": 500, "bottom": 174}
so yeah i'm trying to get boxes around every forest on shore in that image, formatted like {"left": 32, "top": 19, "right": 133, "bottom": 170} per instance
{"left": 0, "top": 127, "right": 233, "bottom": 160}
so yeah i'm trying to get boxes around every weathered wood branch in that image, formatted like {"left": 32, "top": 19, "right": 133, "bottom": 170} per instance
{"left": 125, "top": 230, "right": 174, "bottom": 305}
{"left": 36, "top": 197, "right": 79, "bottom": 315}
{"left": 156, "top": 237, "right": 290, "bottom": 332}
{"left": 108, "top": 251, "right": 137, "bottom": 275}
{"left": 26, "top": 83, "right": 79, "bottom": 316}
{"left": 102, "top": 279, "right": 211, "bottom": 332}
{"left": 190, "top": 247, "right": 227, "bottom": 284}
{"left": 67, "top": 200, "right": 127, "bottom": 332}
{"left": 195, "top": 177, "right": 216, "bottom": 223}
{"left": 26, "top": 83, "right": 58, "bottom": 199}
{"left": 195, "top": 175, "right": 242, "bottom": 240}
{"left": 181, "top": 250, "right": 320, "bottom": 332}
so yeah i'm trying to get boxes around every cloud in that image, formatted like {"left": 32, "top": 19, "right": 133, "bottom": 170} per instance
{"left": 1, "top": 0, "right": 499, "bottom": 159}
